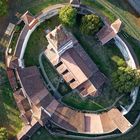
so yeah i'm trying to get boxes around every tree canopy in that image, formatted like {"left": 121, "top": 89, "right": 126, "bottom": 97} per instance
{"left": 0, "top": 0, "right": 8, "bottom": 16}
{"left": 80, "top": 14, "right": 102, "bottom": 35}
{"left": 111, "top": 66, "right": 140, "bottom": 94}
{"left": 59, "top": 5, "right": 77, "bottom": 27}
{"left": 0, "top": 128, "right": 8, "bottom": 140}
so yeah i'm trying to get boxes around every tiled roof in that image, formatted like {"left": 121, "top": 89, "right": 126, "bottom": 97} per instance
{"left": 46, "top": 25, "right": 71, "bottom": 51}
{"left": 97, "top": 19, "right": 122, "bottom": 45}
{"left": 51, "top": 104, "right": 85, "bottom": 132}
{"left": 111, "top": 19, "right": 122, "bottom": 33}
{"left": 46, "top": 25, "right": 107, "bottom": 97}
{"left": 108, "top": 108, "right": 132, "bottom": 133}
{"left": 14, "top": 25, "right": 29, "bottom": 58}
{"left": 17, "top": 66, "right": 50, "bottom": 106}
{"left": 21, "top": 11, "right": 38, "bottom": 29}
{"left": 7, "top": 68, "right": 18, "bottom": 90}
{"left": 100, "top": 112, "right": 117, "bottom": 133}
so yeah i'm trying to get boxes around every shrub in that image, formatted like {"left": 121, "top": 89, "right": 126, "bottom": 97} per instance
{"left": 80, "top": 14, "right": 102, "bottom": 35}
{"left": 59, "top": 5, "right": 77, "bottom": 27}
{"left": 111, "top": 55, "right": 126, "bottom": 67}
{"left": 0, "top": 0, "right": 8, "bottom": 16}
{"left": 0, "top": 128, "right": 8, "bottom": 140}
{"left": 111, "top": 66, "right": 140, "bottom": 94}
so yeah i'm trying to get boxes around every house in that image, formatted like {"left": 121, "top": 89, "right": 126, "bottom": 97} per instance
{"left": 46, "top": 25, "right": 107, "bottom": 97}
{"left": 97, "top": 19, "right": 122, "bottom": 45}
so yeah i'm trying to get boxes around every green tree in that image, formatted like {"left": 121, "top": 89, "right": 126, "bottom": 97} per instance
{"left": 0, "top": 0, "right": 8, "bottom": 16}
{"left": 111, "top": 56, "right": 126, "bottom": 67}
{"left": 0, "top": 128, "right": 8, "bottom": 140}
{"left": 59, "top": 5, "right": 77, "bottom": 27}
{"left": 80, "top": 14, "right": 102, "bottom": 35}
{"left": 111, "top": 66, "right": 140, "bottom": 94}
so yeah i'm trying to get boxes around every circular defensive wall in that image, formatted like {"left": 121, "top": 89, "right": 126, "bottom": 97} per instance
{"left": 5, "top": 1, "right": 139, "bottom": 139}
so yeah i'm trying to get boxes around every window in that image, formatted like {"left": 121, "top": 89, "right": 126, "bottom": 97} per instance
{"left": 55, "top": 61, "right": 63, "bottom": 68}
{"left": 69, "top": 78, "right": 75, "bottom": 83}
{"left": 62, "top": 69, "right": 68, "bottom": 75}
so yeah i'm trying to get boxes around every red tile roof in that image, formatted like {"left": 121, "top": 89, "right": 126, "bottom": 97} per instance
{"left": 46, "top": 25, "right": 71, "bottom": 51}
{"left": 7, "top": 68, "right": 18, "bottom": 90}
{"left": 16, "top": 66, "right": 50, "bottom": 106}
{"left": 21, "top": 11, "right": 38, "bottom": 29}
{"left": 97, "top": 19, "right": 122, "bottom": 45}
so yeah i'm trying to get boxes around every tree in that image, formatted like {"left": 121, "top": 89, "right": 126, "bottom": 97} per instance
{"left": 59, "top": 5, "right": 77, "bottom": 27}
{"left": 0, "top": 0, "right": 8, "bottom": 16}
{"left": 0, "top": 128, "right": 8, "bottom": 140}
{"left": 80, "top": 14, "right": 102, "bottom": 35}
{"left": 111, "top": 56, "right": 126, "bottom": 67}
{"left": 111, "top": 66, "right": 140, "bottom": 94}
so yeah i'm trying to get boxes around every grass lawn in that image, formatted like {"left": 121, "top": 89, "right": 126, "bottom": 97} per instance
{"left": 83, "top": 0, "right": 116, "bottom": 22}
{"left": 62, "top": 93, "right": 104, "bottom": 111}
{"left": 31, "top": 127, "right": 73, "bottom": 140}
{"left": 102, "top": 0, "right": 140, "bottom": 40}
{"left": 24, "top": 16, "right": 60, "bottom": 66}
{"left": 0, "top": 75, "right": 22, "bottom": 139}
{"left": 42, "top": 55, "right": 71, "bottom": 95}
{"left": 18, "top": 0, "right": 69, "bottom": 15}
{"left": 42, "top": 55, "right": 60, "bottom": 88}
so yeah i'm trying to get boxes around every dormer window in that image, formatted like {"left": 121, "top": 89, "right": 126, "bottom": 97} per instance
{"left": 55, "top": 61, "right": 63, "bottom": 68}
{"left": 62, "top": 69, "right": 69, "bottom": 75}
{"left": 69, "top": 78, "right": 75, "bottom": 83}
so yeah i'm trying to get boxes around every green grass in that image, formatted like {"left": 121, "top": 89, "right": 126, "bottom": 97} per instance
{"left": 83, "top": 0, "right": 116, "bottom": 22}
{"left": 31, "top": 127, "right": 73, "bottom": 140}
{"left": 0, "top": 79, "right": 22, "bottom": 139}
{"left": 24, "top": 23, "right": 48, "bottom": 66}
{"left": 97, "top": 0, "right": 140, "bottom": 40}
{"left": 71, "top": 23, "right": 124, "bottom": 77}
{"left": 18, "top": 0, "right": 68, "bottom": 15}
{"left": 42, "top": 55, "right": 60, "bottom": 87}
{"left": 24, "top": 16, "right": 60, "bottom": 66}
{"left": 29, "top": 0, "right": 69, "bottom": 15}
{"left": 62, "top": 93, "right": 104, "bottom": 111}
{"left": 42, "top": 55, "right": 71, "bottom": 95}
